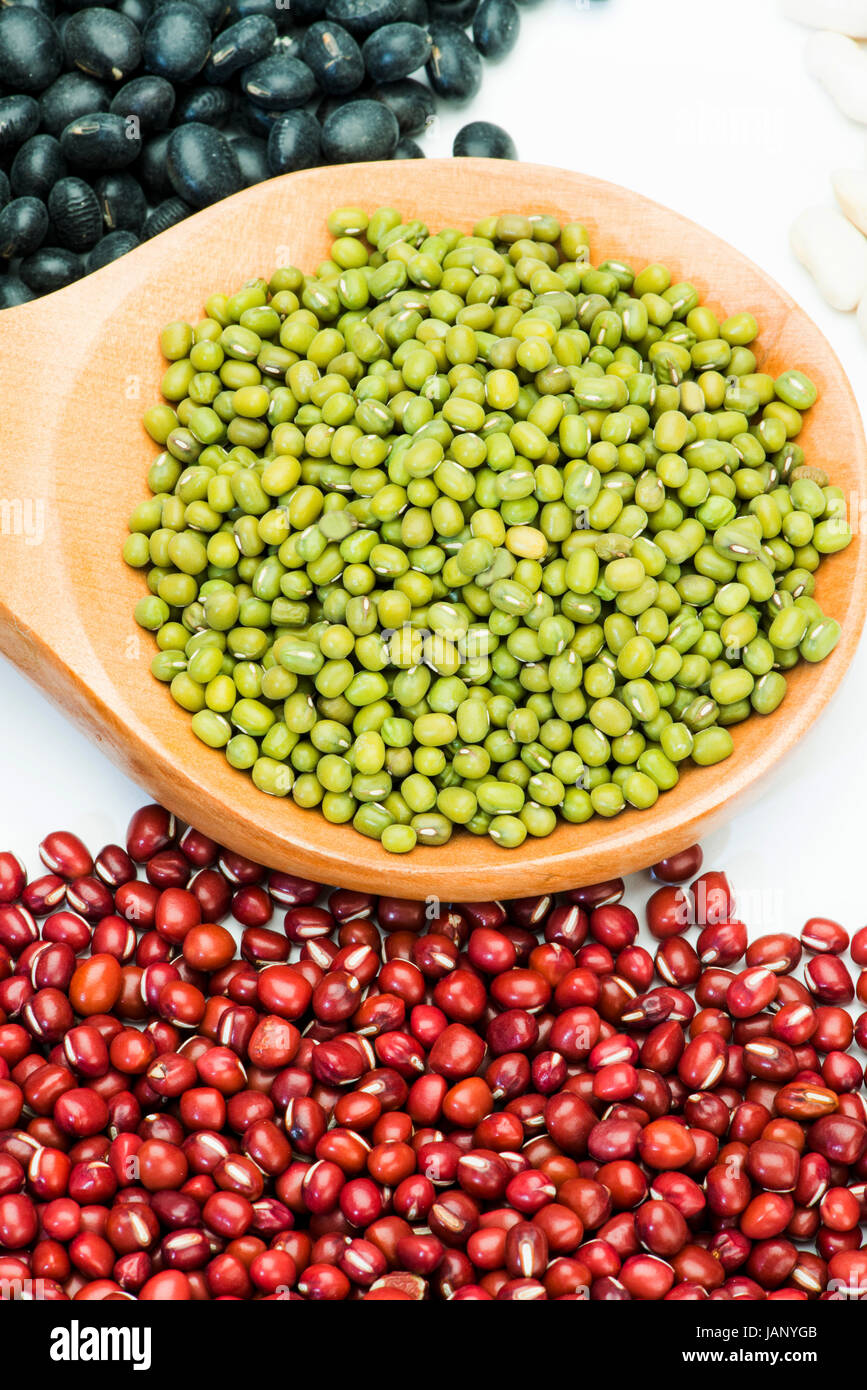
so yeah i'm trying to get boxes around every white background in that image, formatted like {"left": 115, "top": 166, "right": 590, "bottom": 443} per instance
{"left": 2, "top": 0, "right": 866, "bottom": 941}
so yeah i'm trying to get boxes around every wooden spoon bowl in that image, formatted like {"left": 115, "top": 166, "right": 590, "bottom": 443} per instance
{"left": 1, "top": 158, "right": 864, "bottom": 898}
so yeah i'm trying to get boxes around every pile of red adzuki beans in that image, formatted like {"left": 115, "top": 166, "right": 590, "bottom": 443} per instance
{"left": 1, "top": 805, "right": 866, "bottom": 1302}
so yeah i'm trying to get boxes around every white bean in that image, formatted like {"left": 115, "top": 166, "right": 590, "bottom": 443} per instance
{"left": 790, "top": 205, "right": 867, "bottom": 310}
{"left": 784, "top": 0, "right": 867, "bottom": 37}
{"left": 805, "top": 31, "right": 867, "bottom": 122}
{"left": 832, "top": 168, "right": 867, "bottom": 235}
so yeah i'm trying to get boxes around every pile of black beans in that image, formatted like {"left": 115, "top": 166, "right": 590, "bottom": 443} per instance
{"left": 0, "top": 0, "right": 531, "bottom": 309}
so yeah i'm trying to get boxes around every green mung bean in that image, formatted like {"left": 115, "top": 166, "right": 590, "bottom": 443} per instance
{"left": 126, "top": 206, "right": 850, "bottom": 851}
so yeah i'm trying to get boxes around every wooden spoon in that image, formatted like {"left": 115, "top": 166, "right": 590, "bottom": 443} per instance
{"left": 0, "top": 158, "right": 864, "bottom": 899}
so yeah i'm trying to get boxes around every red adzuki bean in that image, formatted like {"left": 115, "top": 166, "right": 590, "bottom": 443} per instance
{"left": 0, "top": 808, "right": 863, "bottom": 1304}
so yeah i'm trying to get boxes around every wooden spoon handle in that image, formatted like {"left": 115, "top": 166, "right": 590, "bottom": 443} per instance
{"left": 0, "top": 296, "right": 75, "bottom": 668}
{"left": 0, "top": 266, "right": 139, "bottom": 686}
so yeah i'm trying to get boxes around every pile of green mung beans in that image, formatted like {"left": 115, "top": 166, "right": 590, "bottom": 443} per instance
{"left": 124, "top": 205, "right": 852, "bottom": 854}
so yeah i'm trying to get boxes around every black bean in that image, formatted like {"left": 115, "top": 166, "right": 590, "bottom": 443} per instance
{"left": 166, "top": 121, "right": 242, "bottom": 207}
{"left": 428, "top": 0, "right": 477, "bottom": 20}
{"left": 61, "top": 111, "right": 143, "bottom": 170}
{"left": 265, "top": 108, "right": 321, "bottom": 174}
{"left": 110, "top": 75, "right": 176, "bottom": 132}
{"left": 117, "top": 0, "right": 156, "bottom": 27}
{"left": 0, "top": 0, "right": 519, "bottom": 310}
{"left": 174, "top": 83, "right": 233, "bottom": 123}
{"left": 0, "top": 7, "right": 62, "bottom": 93}
{"left": 3, "top": 0, "right": 54, "bottom": 16}
{"left": 135, "top": 127, "right": 173, "bottom": 197}
{"left": 48, "top": 175, "right": 103, "bottom": 251}
{"left": 272, "top": 33, "right": 303, "bottom": 57}
{"left": 86, "top": 227, "right": 140, "bottom": 270}
{"left": 64, "top": 8, "right": 142, "bottom": 83}
{"left": 19, "top": 245, "right": 83, "bottom": 292}
{"left": 0, "top": 196, "right": 49, "bottom": 258}
{"left": 472, "top": 0, "right": 518, "bottom": 58}
{"left": 203, "top": 15, "right": 276, "bottom": 83}
{"left": 241, "top": 54, "right": 317, "bottom": 109}
{"left": 301, "top": 21, "right": 364, "bottom": 95}
{"left": 453, "top": 118, "right": 514, "bottom": 158}
{"left": 0, "top": 275, "right": 35, "bottom": 309}
{"left": 228, "top": 132, "right": 269, "bottom": 185}
{"left": 325, "top": 0, "right": 403, "bottom": 36}
{"left": 226, "top": 0, "right": 291, "bottom": 28}
{"left": 143, "top": 2, "right": 212, "bottom": 83}
{"left": 241, "top": 100, "right": 288, "bottom": 137}
{"left": 93, "top": 170, "right": 148, "bottom": 230}
{"left": 321, "top": 98, "right": 398, "bottom": 161}
{"left": 141, "top": 193, "right": 191, "bottom": 237}
{"left": 370, "top": 76, "right": 434, "bottom": 135}
{"left": 280, "top": 0, "right": 326, "bottom": 20}
{"left": 315, "top": 92, "right": 360, "bottom": 125}
{"left": 161, "top": 0, "right": 228, "bottom": 29}
{"left": 0, "top": 94, "right": 40, "bottom": 155}
{"left": 399, "top": 0, "right": 430, "bottom": 20}
{"left": 426, "top": 20, "right": 480, "bottom": 100}
{"left": 39, "top": 72, "right": 109, "bottom": 138}
{"left": 362, "top": 22, "right": 431, "bottom": 83}
{"left": 394, "top": 134, "right": 424, "bottom": 157}
{"left": 10, "top": 135, "right": 67, "bottom": 200}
